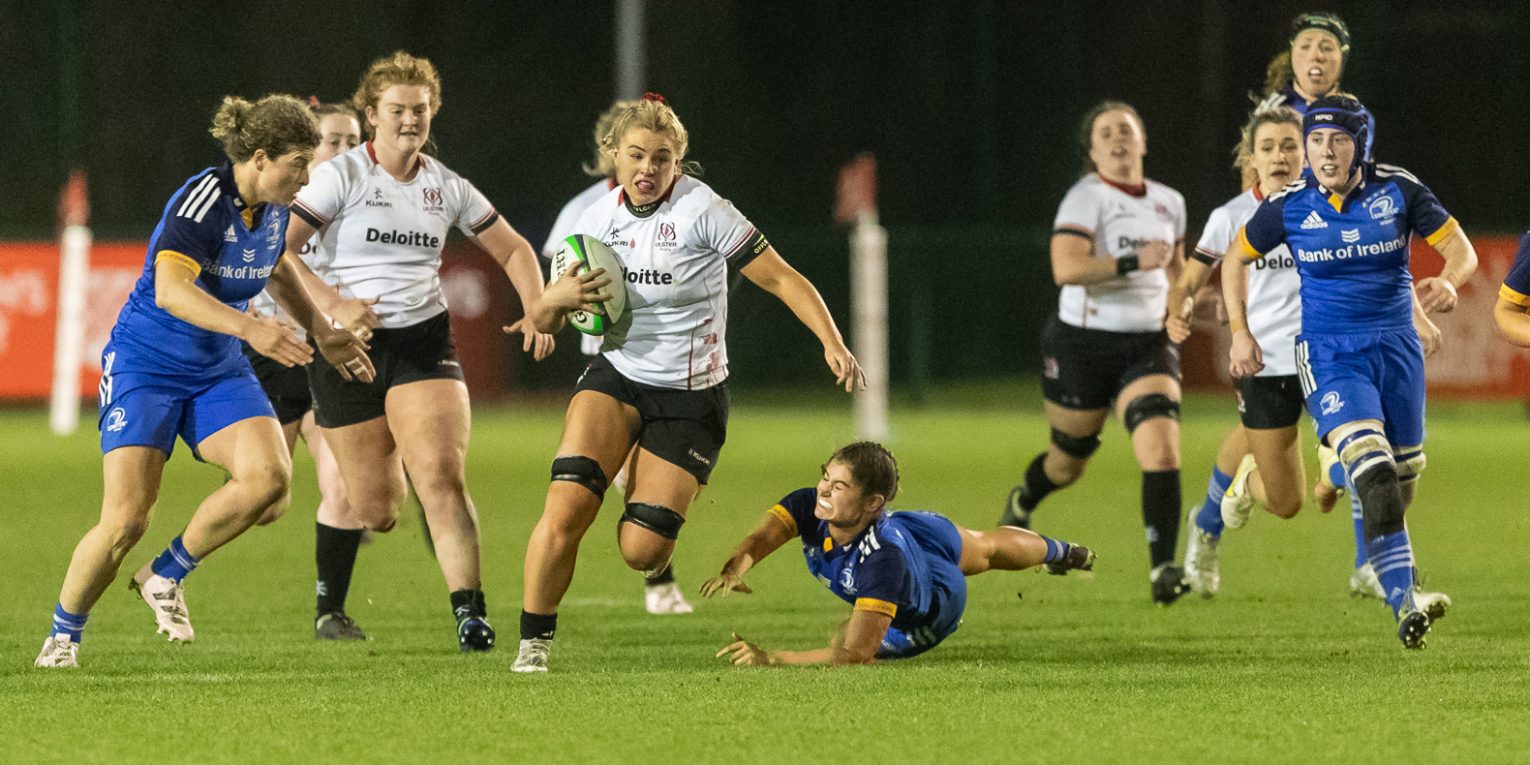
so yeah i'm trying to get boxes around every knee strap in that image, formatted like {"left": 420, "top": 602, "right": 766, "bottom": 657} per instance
{"left": 1050, "top": 428, "right": 1101, "bottom": 459}
{"left": 1354, "top": 465, "right": 1406, "bottom": 538}
{"left": 1334, "top": 428, "right": 1394, "bottom": 483}
{"left": 1123, "top": 393, "right": 1180, "bottom": 433}
{"left": 551, "top": 455, "right": 608, "bottom": 499}
{"left": 620, "top": 502, "right": 685, "bottom": 540}
{"left": 1393, "top": 445, "right": 1426, "bottom": 482}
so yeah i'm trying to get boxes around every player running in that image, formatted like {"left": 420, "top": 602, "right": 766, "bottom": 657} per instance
{"left": 540, "top": 99, "right": 693, "bottom": 616}
{"left": 707, "top": 442, "right": 1095, "bottom": 666}
{"left": 1224, "top": 95, "right": 1475, "bottom": 648}
{"left": 1491, "top": 233, "right": 1530, "bottom": 345}
{"left": 36, "top": 95, "right": 373, "bottom": 668}
{"left": 285, "top": 52, "right": 556, "bottom": 652}
{"left": 999, "top": 101, "right": 1191, "bottom": 605}
{"left": 513, "top": 94, "right": 864, "bottom": 672}
{"left": 1255, "top": 12, "right": 1374, "bottom": 161}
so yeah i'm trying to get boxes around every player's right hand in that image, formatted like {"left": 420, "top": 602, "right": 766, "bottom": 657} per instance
{"left": 1136, "top": 240, "right": 1172, "bottom": 271}
{"left": 314, "top": 326, "right": 376, "bottom": 383}
{"left": 546, "top": 262, "right": 613, "bottom": 314}
{"left": 1415, "top": 313, "right": 1443, "bottom": 358}
{"left": 1165, "top": 294, "right": 1194, "bottom": 343}
{"left": 245, "top": 315, "right": 313, "bottom": 368}
{"left": 824, "top": 342, "right": 866, "bottom": 393}
{"left": 1228, "top": 330, "right": 1264, "bottom": 379}
{"left": 716, "top": 633, "right": 773, "bottom": 666}
{"left": 330, "top": 296, "right": 381, "bottom": 342}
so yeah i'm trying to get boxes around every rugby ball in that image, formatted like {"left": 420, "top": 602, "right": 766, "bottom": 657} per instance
{"left": 549, "top": 234, "right": 627, "bottom": 336}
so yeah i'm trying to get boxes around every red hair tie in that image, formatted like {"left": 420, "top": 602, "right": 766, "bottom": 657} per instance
{"left": 642, "top": 92, "right": 667, "bottom": 104}
{"left": 307, "top": 95, "right": 321, "bottom": 108}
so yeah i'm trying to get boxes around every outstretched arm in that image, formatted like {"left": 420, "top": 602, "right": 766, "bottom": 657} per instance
{"left": 699, "top": 509, "right": 795, "bottom": 598}
{"left": 473, "top": 218, "right": 557, "bottom": 360}
{"left": 717, "top": 610, "right": 892, "bottom": 667}
{"left": 740, "top": 248, "right": 865, "bottom": 392}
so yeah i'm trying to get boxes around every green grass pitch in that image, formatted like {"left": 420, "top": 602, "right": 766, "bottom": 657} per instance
{"left": 2, "top": 382, "right": 1527, "bottom": 763}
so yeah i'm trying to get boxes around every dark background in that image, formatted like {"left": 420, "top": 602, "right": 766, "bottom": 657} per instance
{"left": 8, "top": 1, "right": 1529, "bottom": 389}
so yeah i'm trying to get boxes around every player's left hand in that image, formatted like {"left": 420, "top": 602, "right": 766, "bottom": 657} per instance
{"left": 502, "top": 317, "right": 556, "bottom": 361}
{"left": 1165, "top": 294, "right": 1194, "bottom": 343}
{"left": 1415, "top": 313, "right": 1443, "bottom": 358}
{"left": 315, "top": 327, "right": 376, "bottom": 383}
{"left": 1415, "top": 277, "right": 1458, "bottom": 314}
{"left": 699, "top": 572, "right": 753, "bottom": 598}
{"left": 716, "top": 632, "right": 773, "bottom": 666}
{"left": 825, "top": 342, "right": 866, "bottom": 392}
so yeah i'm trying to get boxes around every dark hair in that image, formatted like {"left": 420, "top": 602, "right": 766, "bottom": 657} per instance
{"left": 310, "top": 98, "right": 358, "bottom": 123}
{"left": 1290, "top": 11, "right": 1351, "bottom": 52}
{"left": 1077, "top": 100, "right": 1143, "bottom": 175}
{"left": 208, "top": 94, "right": 321, "bottom": 163}
{"left": 827, "top": 441, "right": 899, "bottom": 504}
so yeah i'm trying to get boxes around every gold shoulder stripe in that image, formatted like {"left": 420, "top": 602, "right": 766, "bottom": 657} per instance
{"left": 767, "top": 504, "right": 797, "bottom": 535}
{"left": 1234, "top": 228, "right": 1264, "bottom": 261}
{"left": 1499, "top": 283, "right": 1530, "bottom": 307}
{"left": 155, "top": 250, "right": 202, "bottom": 278}
{"left": 1424, "top": 216, "right": 1459, "bottom": 247}
{"left": 854, "top": 598, "right": 897, "bottom": 618}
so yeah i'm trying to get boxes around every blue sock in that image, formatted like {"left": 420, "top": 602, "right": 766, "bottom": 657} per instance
{"left": 1194, "top": 466, "right": 1233, "bottom": 538}
{"left": 51, "top": 603, "right": 88, "bottom": 643}
{"left": 1365, "top": 530, "right": 1416, "bottom": 614}
{"left": 1328, "top": 460, "right": 1347, "bottom": 492}
{"left": 150, "top": 536, "right": 200, "bottom": 582}
{"left": 1348, "top": 478, "right": 1367, "bottom": 568}
{"left": 1040, "top": 535, "right": 1070, "bottom": 563}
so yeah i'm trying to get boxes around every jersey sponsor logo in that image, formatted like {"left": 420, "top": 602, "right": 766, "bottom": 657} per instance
{"left": 208, "top": 261, "right": 276, "bottom": 281}
{"left": 224, "top": 225, "right": 239, "bottom": 243}
{"left": 1253, "top": 251, "right": 1295, "bottom": 270}
{"left": 1295, "top": 235, "right": 1407, "bottom": 263}
{"left": 1320, "top": 391, "right": 1344, "bottom": 416}
{"left": 366, "top": 189, "right": 392, "bottom": 208}
{"left": 1117, "top": 235, "right": 1154, "bottom": 252}
{"left": 1340, "top": 229, "right": 1361, "bottom": 243}
{"left": 602, "top": 237, "right": 635, "bottom": 248}
{"left": 365, "top": 227, "right": 441, "bottom": 248}
{"left": 105, "top": 407, "right": 127, "bottom": 433}
{"left": 1300, "top": 211, "right": 1328, "bottom": 230}
{"left": 1368, "top": 194, "right": 1398, "bottom": 221}
{"left": 625, "top": 267, "right": 675, "bottom": 285}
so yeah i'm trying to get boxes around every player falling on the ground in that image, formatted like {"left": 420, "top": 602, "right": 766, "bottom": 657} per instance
{"left": 1224, "top": 95, "right": 1475, "bottom": 648}
{"left": 707, "top": 442, "right": 1095, "bottom": 666}
{"left": 35, "top": 95, "right": 373, "bottom": 669}
{"left": 999, "top": 100, "right": 1191, "bottom": 605}
{"left": 538, "top": 98, "right": 694, "bottom": 616}
{"left": 513, "top": 94, "right": 864, "bottom": 672}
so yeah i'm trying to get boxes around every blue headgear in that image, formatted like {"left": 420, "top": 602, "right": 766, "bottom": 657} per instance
{"left": 1303, "top": 94, "right": 1370, "bottom": 172}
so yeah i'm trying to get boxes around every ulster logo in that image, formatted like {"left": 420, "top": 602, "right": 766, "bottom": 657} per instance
{"left": 422, "top": 187, "right": 444, "bottom": 212}
{"left": 656, "top": 222, "right": 678, "bottom": 248}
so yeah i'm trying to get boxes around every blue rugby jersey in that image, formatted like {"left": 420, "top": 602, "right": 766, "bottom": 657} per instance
{"left": 110, "top": 163, "right": 292, "bottom": 376}
{"left": 1496, "top": 232, "right": 1530, "bottom": 307}
{"left": 768, "top": 488, "right": 951, "bottom": 630}
{"left": 1234, "top": 163, "right": 1456, "bottom": 335}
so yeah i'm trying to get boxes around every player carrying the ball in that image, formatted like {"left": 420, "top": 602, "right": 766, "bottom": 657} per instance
{"left": 1224, "top": 95, "right": 1475, "bottom": 648}
{"left": 512, "top": 94, "right": 864, "bottom": 672}
{"left": 706, "top": 442, "right": 1095, "bottom": 666}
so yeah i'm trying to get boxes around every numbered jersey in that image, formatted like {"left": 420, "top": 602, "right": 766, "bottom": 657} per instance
{"left": 1195, "top": 188, "right": 1300, "bottom": 377}
{"left": 1052, "top": 174, "right": 1187, "bottom": 332}
{"left": 291, "top": 142, "right": 500, "bottom": 328}
{"left": 571, "top": 175, "right": 768, "bottom": 390}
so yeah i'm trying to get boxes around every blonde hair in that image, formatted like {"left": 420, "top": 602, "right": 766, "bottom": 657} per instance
{"left": 1261, "top": 50, "right": 1295, "bottom": 99}
{"left": 208, "top": 94, "right": 320, "bottom": 163}
{"left": 352, "top": 51, "right": 443, "bottom": 133}
{"left": 600, "top": 96, "right": 699, "bottom": 174}
{"left": 583, "top": 99, "right": 638, "bottom": 178}
{"left": 1234, "top": 106, "right": 1303, "bottom": 190}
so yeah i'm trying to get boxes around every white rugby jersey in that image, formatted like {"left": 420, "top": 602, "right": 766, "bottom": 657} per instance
{"left": 545, "top": 179, "right": 617, "bottom": 357}
{"left": 572, "top": 175, "right": 768, "bottom": 390}
{"left": 248, "top": 234, "right": 321, "bottom": 339}
{"left": 1195, "top": 187, "right": 1301, "bottom": 377}
{"left": 1052, "top": 174, "right": 1186, "bottom": 332}
{"left": 291, "top": 143, "right": 500, "bottom": 328}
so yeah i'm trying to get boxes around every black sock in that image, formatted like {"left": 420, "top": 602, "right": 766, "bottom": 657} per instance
{"left": 315, "top": 523, "right": 364, "bottom": 616}
{"left": 644, "top": 562, "right": 676, "bottom": 586}
{"left": 1142, "top": 469, "right": 1182, "bottom": 568}
{"left": 450, "top": 589, "right": 486, "bottom": 623}
{"left": 1020, "top": 453, "right": 1059, "bottom": 511}
{"left": 520, "top": 610, "right": 557, "bottom": 641}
